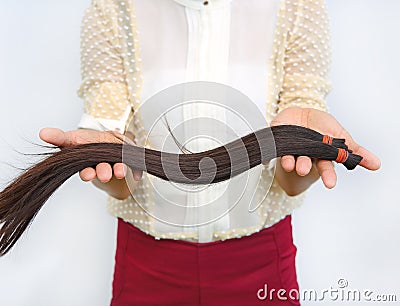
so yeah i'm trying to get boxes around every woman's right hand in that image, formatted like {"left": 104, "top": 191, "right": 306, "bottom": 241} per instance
{"left": 39, "top": 127, "right": 143, "bottom": 200}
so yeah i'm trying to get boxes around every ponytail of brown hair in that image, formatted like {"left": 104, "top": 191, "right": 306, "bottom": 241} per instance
{"left": 0, "top": 125, "right": 361, "bottom": 256}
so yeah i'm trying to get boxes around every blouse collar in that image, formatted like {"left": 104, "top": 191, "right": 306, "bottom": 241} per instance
{"left": 173, "top": 0, "right": 232, "bottom": 10}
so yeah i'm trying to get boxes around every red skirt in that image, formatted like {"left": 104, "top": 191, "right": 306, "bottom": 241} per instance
{"left": 110, "top": 215, "right": 300, "bottom": 306}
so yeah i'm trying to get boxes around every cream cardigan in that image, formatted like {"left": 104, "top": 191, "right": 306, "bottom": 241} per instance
{"left": 77, "top": 0, "right": 331, "bottom": 241}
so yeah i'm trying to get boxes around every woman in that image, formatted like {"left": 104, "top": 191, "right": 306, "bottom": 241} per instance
{"left": 40, "top": 0, "right": 380, "bottom": 305}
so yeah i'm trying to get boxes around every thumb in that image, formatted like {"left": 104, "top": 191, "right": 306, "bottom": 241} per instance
{"left": 351, "top": 144, "right": 381, "bottom": 171}
{"left": 39, "top": 128, "right": 68, "bottom": 147}
{"left": 339, "top": 131, "right": 381, "bottom": 171}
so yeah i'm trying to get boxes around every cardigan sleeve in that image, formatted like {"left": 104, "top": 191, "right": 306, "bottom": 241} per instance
{"left": 76, "top": 0, "right": 133, "bottom": 133}
{"left": 277, "top": 0, "right": 331, "bottom": 113}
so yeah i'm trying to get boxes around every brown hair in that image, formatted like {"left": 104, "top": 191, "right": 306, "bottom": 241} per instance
{"left": 0, "top": 125, "right": 361, "bottom": 256}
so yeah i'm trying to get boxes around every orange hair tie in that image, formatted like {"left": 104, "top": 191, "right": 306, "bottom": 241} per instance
{"left": 322, "top": 135, "right": 333, "bottom": 145}
{"left": 335, "top": 148, "right": 349, "bottom": 163}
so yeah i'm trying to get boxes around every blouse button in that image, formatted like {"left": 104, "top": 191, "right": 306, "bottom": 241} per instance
{"left": 203, "top": 1, "right": 209, "bottom": 5}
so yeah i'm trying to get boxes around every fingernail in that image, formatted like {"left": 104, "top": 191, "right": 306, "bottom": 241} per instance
{"left": 121, "top": 164, "right": 128, "bottom": 177}
{"left": 327, "top": 180, "right": 336, "bottom": 189}
{"left": 298, "top": 167, "right": 308, "bottom": 176}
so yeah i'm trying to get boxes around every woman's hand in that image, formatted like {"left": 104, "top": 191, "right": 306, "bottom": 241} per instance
{"left": 270, "top": 107, "right": 381, "bottom": 196}
{"left": 39, "top": 127, "right": 143, "bottom": 200}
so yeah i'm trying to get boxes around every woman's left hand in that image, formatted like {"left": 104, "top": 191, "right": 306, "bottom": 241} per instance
{"left": 271, "top": 107, "right": 381, "bottom": 191}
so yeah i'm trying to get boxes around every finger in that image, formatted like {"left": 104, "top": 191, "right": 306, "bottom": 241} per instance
{"left": 316, "top": 160, "right": 336, "bottom": 189}
{"left": 39, "top": 128, "right": 85, "bottom": 147}
{"left": 103, "top": 130, "right": 126, "bottom": 144}
{"left": 39, "top": 128, "right": 67, "bottom": 146}
{"left": 281, "top": 155, "right": 296, "bottom": 172}
{"left": 96, "top": 163, "right": 113, "bottom": 183}
{"left": 79, "top": 167, "right": 97, "bottom": 182}
{"left": 133, "top": 170, "right": 143, "bottom": 181}
{"left": 125, "top": 138, "right": 136, "bottom": 145}
{"left": 113, "top": 163, "right": 127, "bottom": 179}
{"left": 337, "top": 131, "right": 381, "bottom": 171}
{"left": 125, "top": 131, "right": 136, "bottom": 143}
{"left": 295, "top": 156, "right": 312, "bottom": 176}
{"left": 120, "top": 131, "right": 136, "bottom": 145}
{"left": 350, "top": 145, "right": 381, "bottom": 171}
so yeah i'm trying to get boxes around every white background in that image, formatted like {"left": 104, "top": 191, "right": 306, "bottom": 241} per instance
{"left": 0, "top": 0, "right": 398, "bottom": 305}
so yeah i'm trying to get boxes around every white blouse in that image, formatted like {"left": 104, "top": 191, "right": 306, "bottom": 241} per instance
{"left": 77, "top": 0, "right": 331, "bottom": 242}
